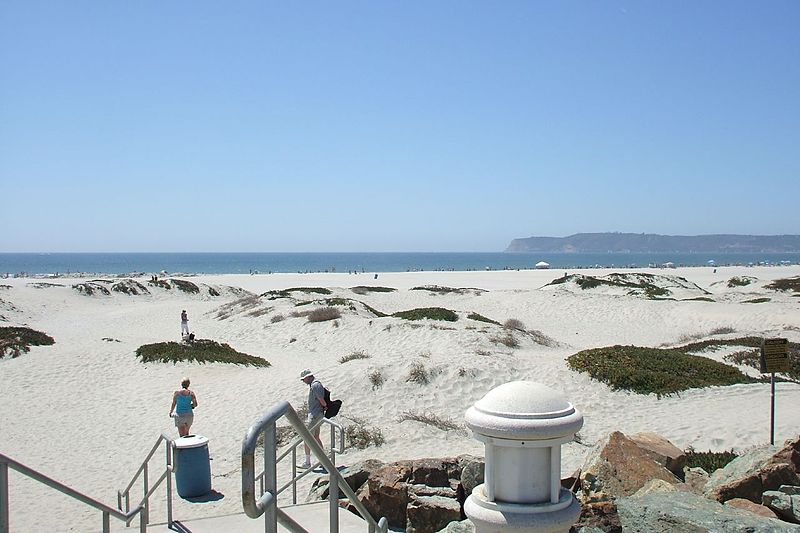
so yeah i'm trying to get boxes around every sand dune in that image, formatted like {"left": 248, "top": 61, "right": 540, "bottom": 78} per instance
{"left": 1, "top": 266, "right": 799, "bottom": 531}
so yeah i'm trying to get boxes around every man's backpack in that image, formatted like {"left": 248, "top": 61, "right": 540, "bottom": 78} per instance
{"left": 324, "top": 387, "right": 342, "bottom": 418}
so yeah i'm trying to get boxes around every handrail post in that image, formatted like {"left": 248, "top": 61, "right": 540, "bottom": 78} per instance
{"left": 166, "top": 441, "right": 173, "bottom": 528}
{"left": 291, "top": 446, "right": 297, "bottom": 505}
{"left": 264, "top": 423, "right": 277, "bottom": 533}
{"left": 142, "top": 463, "right": 149, "bottom": 525}
{"left": 329, "top": 423, "right": 339, "bottom": 533}
{"left": 102, "top": 510, "right": 110, "bottom": 533}
{"left": 1, "top": 461, "right": 9, "bottom": 533}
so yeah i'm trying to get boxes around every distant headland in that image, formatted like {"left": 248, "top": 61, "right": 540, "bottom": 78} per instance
{"left": 505, "top": 233, "right": 800, "bottom": 253}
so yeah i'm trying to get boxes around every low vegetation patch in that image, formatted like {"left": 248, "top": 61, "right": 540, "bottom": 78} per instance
{"left": 727, "top": 276, "right": 753, "bottom": 288}
{"left": 467, "top": 312, "right": 500, "bottom": 325}
{"left": 263, "top": 287, "right": 332, "bottom": 299}
{"left": 723, "top": 345, "right": 800, "bottom": 382}
{"left": 566, "top": 345, "right": 755, "bottom": 396}
{"left": 135, "top": 339, "right": 270, "bottom": 367}
{"left": 685, "top": 448, "right": 738, "bottom": 473}
{"left": 148, "top": 279, "right": 171, "bottom": 290}
{"left": 504, "top": 318, "right": 525, "bottom": 331}
{"left": 28, "top": 282, "right": 64, "bottom": 288}
{"left": 397, "top": 411, "right": 467, "bottom": 435}
{"left": 407, "top": 361, "right": 430, "bottom": 384}
{"left": 270, "top": 314, "right": 285, "bottom": 323}
{"left": 215, "top": 295, "right": 261, "bottom": 320}
{"left": 307, "top": 307, "right": 342, "bottom": 322}
{"left": 169, "top": 279, "right": 200, "bottom": 294}
{"left": 491, "top": 333, "right": 519, "bottom": 348}
{"left": 112, "top": 280, "right": 150, "bottom": 295}
{"left": 682, "top": 297, "right": 715, "bottom": 302}
{"left": 368, "top": 369, "right": 385, "bottom": 389}
{"left": 351, "top": 286, "right": 396, "bottom": 294}
{"left": 411, "top": 285, "right": 470, "bottom": 295}
{"left": 339, "top": 350, "right": 370, "bottom": 364}
{"left": 393, "top": 307, "right": 458, "bottom": 321}
{"left": 72, "top": 282, "right": 110, "bottom": 296}
{"left": 765, "top": 276, "right": 800, "bottom": 293}
{"left": 345, "top": 417, "right": 385, "bottom": 449}
{"left": 742, "top": 297, "right": 770, "bottom": 304}
{"left": 0, "top": 326, "right": 55, "bottom": 358}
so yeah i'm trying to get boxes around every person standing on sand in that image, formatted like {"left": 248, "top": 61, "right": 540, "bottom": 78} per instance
{"left": 299, "top": 369, "right": 326, "bottom": 469}
{"left": 180, "top": 310, "right": 189, "bottom": 337}
{"left": 170, "top": 377, "right": 198, "bottom": 437}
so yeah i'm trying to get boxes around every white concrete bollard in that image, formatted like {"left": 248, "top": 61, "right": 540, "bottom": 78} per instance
{"left": 464, "top": 381, "right": 583, "bottom": 533}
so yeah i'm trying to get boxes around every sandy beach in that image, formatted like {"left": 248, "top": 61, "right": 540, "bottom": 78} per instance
{"left": 1, "top": 265, "right": 799, "bottom": 531}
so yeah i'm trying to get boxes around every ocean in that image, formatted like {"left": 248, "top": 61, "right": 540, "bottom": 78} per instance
{"left": 1, "top": 252, "right": 798, "bottom": 276}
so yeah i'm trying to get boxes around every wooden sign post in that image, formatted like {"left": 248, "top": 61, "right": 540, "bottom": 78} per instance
{"left": 760, "top": 338, "right": 790, "bottom": 445}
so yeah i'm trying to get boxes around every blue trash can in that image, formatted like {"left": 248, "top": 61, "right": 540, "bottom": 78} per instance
{"left": 174, "top": 435, "right": 212, "bottom": 498}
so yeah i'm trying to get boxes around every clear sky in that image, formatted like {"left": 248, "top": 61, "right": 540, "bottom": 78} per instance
{"left": 1, "top": 1, "right": 798, "bottom": 252}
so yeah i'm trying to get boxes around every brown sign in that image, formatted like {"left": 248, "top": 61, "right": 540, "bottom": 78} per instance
{"left": 760, "top": 338, "right": 790, "bottom": 373}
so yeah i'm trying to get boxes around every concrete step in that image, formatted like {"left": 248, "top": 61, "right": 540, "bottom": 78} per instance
{"left": 128, "top": 501, "right": 371, "bottom": 532}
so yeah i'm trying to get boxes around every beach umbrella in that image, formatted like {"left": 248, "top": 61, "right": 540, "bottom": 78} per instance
{"left": 535, "top": 261, "right": 550, "bottom": 269}
{"left": 707, "top": 260, "right": 716, "bottom": 265}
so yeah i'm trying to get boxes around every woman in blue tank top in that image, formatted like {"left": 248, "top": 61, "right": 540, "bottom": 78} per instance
{"left": 169, "top": 377, "right": 198, "bottom": 437}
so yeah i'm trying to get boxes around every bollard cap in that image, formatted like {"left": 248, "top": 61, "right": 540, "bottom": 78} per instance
{"left": 174, "top": 435, "right": 209, "bottom": 449}
{"left": 465, "top": 381, "right": 583, "bottom": 440}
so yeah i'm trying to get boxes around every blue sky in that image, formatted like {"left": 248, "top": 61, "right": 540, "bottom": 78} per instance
{"left": 1, "top": 1, "right": 798, "bottom": 252}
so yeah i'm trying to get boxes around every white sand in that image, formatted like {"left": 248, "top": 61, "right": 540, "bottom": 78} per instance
{"left": 1, "top": 266, "right": 799, "bottom": 531}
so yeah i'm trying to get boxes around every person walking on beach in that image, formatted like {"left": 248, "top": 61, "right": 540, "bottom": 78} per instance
{"left": 169, "top": 377, "right": 198, "bottom": 437}
{"left": 299, "top": 369, "right": 326, "bottom": 469}
{"left": 180, "top": 310, "right": 189, "bottom": 337}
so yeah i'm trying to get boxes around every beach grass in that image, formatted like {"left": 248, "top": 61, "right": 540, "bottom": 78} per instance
{"left": 685, "top": 448, "right": 738, "bottom": 473}
{"left": 566, "top": 345, "right": 755, "bottom": 396}
{"left": 727, "top": 276, "right": 753, "bottom": 287}
{"left": 742, "top": 297, "right": 771, "bottom": 304}
{"left": 263, "top": 287, "right": 332, "bottom": 299}
{"left": 765, "top": 276, "right": 800, "bottom": 293}
{"left": 397, "top": 410, "right": 467, "bottom": 435}
{"left": 345, "top": 416, "right": 385, "bottom": 449}
{"left": 467, "top": 312, "right": 500, "bottom": 325}
{"left": 350, "top": 286, "right": 397, "bottom": 294}
{"left": 307, "top": 307, "right": 342, "bottom": 322}
{"left": 339, "top": 350, "right": 370, "bottom": 364}
{"left": 135, "top": 339, "right": 270, "bottom": 367}
{"left": 393, "top": 307, "right": 458, "bottom": 321}
{"left": 0, "top": 326, "right": 55, "bottom": 358}
{"left": 169, "top": 279, "right": 200, "bottom": 294}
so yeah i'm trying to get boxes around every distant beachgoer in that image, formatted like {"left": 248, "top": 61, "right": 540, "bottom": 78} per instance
{"left": 170, "top": 377, "right": 198, "bottom": 437}
{"left": 299, "top": 369, "right": 326, "bottom": 469}
{"left": 181, "top": 310, "right": 189, "bottom": 336}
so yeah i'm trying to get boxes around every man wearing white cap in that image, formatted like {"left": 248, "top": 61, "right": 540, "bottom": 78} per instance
{"left": 299, "top": 369, "right": 327, "bottom": 469}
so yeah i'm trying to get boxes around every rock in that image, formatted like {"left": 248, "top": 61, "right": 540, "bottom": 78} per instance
{"left": 629, "top": 432, "right": 687, "bottom": 476}
{"left": 616, "top": 490, "right": 800, "bottom": 532}
{"left": 704, "top": 443, "right": 800, "bottom": 503}
{"left": 763, "top": 490, "right": 800, "bottom": 523}
{"left": 307, "top": 458, "right": 385, "bottom": 501}
{"left": 562, "top": 468, "right": 581, "bottom": 493}
{"left": 631, "top": 478, "right": 679, "bottom": 498}
{"left": 783, "top": 485, "right": 800, "bottom": 495}
{"left": 436, "top": 519, "right": 476, "bottom": 533}
{"left": 407, "top": 495, "right": 462, "bottom": 533}
{"left": 683, "top": 466, "right": 709, "bottom": 494}
{"left": 459, "top": 458, "right": 485, "bottom": 497}
{"left": 580, "top": 431, "right": 679, "bottom": 502}
{"left": 409, "top": 484, "right": 458, "bottom": 499}
{"left": 357, "top": 461, "right": 413, "bottom": 528}
{"left": 411, "top": 458, "right": 459, "bottom": 487}
{"left": 569, "top": 501, "right": 621, "bottom": 533}
{"left": 725, "top": 497, "right": 779, "bottom": 519}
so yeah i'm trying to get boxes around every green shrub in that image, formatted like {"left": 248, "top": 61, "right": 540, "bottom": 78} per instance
{"left": 727, "top": 277, "right": 753, "bottom": 288}
{"left": 0, "top": 327, "right": 55, "bottom": 358}
{"left": 411, "top": 285, "right": 469, "bottom": 295}
{"left": 135, "top": 339, "right": 270, "bottom": 367}
{"left": 467, "top": 312, "right": 500, "bottom": 325}
{"left": 264, "top": 287, "right": 332, "bottom": 299}
{"left": 742, "top": 297, "right": 770, "bottom": 304}
{"left": 566, "top": 345, "right": 755, "bottom": 396}
{"left": 393, "top": 307, "right": 458, "bottom": 321}
{"left": 685, "top": 448, "right": 738, "bottom": 473}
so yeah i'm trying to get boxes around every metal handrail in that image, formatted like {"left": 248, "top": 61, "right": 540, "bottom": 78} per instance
{"left": 242, "top": 401, "right": 389, "bottom": 533}
{"left": 117, "top": 432, "right": 176, "bottom": 529}
{"left": 0, "top": 452, "right": 146, "bottom": 533}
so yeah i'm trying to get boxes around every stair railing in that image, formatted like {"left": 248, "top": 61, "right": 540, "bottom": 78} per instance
{"left": 242, "top": 401, "right": 389, "bottom": 533}
{"left": 117, "top": 432, "right": 176, "bottom": 529}
{"left": 0, "top": 452, "right": 146, "bottom": 533}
